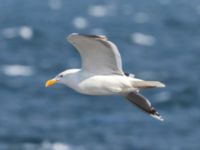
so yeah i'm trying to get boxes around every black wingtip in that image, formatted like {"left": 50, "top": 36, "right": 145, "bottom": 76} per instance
{"left": 69, "top": 33, "right": 107, "bottom": 39}
{"left": 125, "top": 92, "right": 164, "bottom": 122}
{"left": 149, "top": 108, "right": 164, "bottom": 121}
{"left": 79, "top": 33, "right": 107, "bottom": 40}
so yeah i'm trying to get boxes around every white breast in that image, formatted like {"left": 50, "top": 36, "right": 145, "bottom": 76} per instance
{"left": 77, "top": 75, "right": 134, "bottom": 95}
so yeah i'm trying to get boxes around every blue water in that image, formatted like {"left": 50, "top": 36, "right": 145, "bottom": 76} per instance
{"left": 0, "top": 0, "right": 200, "bottom": 149}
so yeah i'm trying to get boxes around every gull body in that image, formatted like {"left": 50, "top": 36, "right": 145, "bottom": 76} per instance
{"left": 46, "top": 33, "right": 165, "bottom": 121}
{"left": 57, "top": 69, "right": 141, "bottom": 95}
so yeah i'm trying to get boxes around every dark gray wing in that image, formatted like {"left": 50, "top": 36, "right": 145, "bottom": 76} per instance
{"left": 125, "top": 92, "right": 164, "bottom": 121}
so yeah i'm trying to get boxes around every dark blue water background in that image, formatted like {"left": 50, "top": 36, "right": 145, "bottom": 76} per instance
{"left": 0, "top": 0, "right": 200, "bottom": 149}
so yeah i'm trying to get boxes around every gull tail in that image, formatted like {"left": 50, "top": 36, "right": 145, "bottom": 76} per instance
{"left": 124, "top": 92, "right": 164, "bottom": 121}
{"left": 132, "top": 81, "right": 165, "bottom": 89}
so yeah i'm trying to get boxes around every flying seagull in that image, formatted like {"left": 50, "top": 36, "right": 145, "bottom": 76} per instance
{"left": 45, "top": 33, "right": 165, "bottom": 121}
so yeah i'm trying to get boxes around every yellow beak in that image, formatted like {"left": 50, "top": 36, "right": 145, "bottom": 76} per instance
{"left": 45, "top": 79, "right": 57, "bottom": 87}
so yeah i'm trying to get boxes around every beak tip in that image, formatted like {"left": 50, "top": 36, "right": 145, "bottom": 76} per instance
{"left": 45, "top": 79, "right": 57, "bottom": 88}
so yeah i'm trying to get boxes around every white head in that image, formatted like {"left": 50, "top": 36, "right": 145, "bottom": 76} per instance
{"left": 45, "top": 69, "right": 80, "bottom": 87}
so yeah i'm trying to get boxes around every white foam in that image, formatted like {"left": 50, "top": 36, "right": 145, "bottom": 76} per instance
{"left": 134, "top": 12, "right": 149, "bottom": 24}
{"left": 2, "top": 26, "right": 33, "bottom": 40}
{"left": 2, "top": 27, "right": 18, "bottom": 39}
{"left": 40, "top": 141, "right": 71, "bottom": 150}
{"left": 52, "top": 143, "right": 71, "bottom": 150}
{"left": 1, "top": 65, "right": 33, "bottom": 76}
{"left": 48, "top": 0, "right": 62, "bottom": 10}
{"left": 24, "top": 141, "right": 72, "bottom": 150}
{"left": 88, "top": 5, "right": 108, "bottom": 17}
{"left": 72, "top": 17, "right": 88, "bottom": 29}
{"left": 131, "top": 33, "right": 156, "bottom": 46}
{"left": 19, "top": 26, "right": 33, "bottom": 40}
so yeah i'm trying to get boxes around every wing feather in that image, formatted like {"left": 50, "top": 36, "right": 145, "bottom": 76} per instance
{"left": 125, "top": 92, "right": 164, "bottom": 121}
{"left": 67, "top": 33, "right": 123, "bottom": 75}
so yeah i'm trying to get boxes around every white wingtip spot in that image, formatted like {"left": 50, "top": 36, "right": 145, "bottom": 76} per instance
{"left": 150, "top": 114, "right": 164, "bottom": 122}
{"left": 160, "top": 83, "right": 166, "bottom": 88}
{"left": 156, "top": 82, "right": 166, "bottom": 88}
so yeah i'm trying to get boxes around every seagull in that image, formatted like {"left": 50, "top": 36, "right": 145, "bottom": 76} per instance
{"left": 45, "top": 33, "right": 165, "bottom": 121}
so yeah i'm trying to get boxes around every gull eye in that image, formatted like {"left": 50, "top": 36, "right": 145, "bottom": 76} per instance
{"left": 59, "top": 74, "right": 63, "bottom": 78}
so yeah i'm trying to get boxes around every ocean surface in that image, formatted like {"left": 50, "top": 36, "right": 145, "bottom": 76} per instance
{"left": 0, "top": 0, "right": 200, "bottom": 149}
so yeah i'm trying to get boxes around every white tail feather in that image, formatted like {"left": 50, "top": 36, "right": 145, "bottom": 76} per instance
{"left": 132, "top": 81, "right": 166, "bottom": 89}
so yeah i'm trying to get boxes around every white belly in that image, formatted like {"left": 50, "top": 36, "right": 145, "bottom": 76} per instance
{"left": 76, "top": 75, "right": 134, "bottom": 95}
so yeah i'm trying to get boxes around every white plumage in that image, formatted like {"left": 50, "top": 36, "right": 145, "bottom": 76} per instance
{"left": 46, "top": 33, "right": 165, "bottom": 121}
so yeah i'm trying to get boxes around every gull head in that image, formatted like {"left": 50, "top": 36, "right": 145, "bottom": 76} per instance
{"left": 45, "top": 72, "right": 67, "bottom": 87}
{"left": 45, "top": 69, "right": 80, "bottom": 87}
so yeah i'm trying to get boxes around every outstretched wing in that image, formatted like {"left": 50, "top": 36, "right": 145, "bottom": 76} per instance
{"left": 125, "top": 92, "right": 164, "bottom": 121}
{"left": 67, "top": 33, "right": 123, "bottom": 75}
